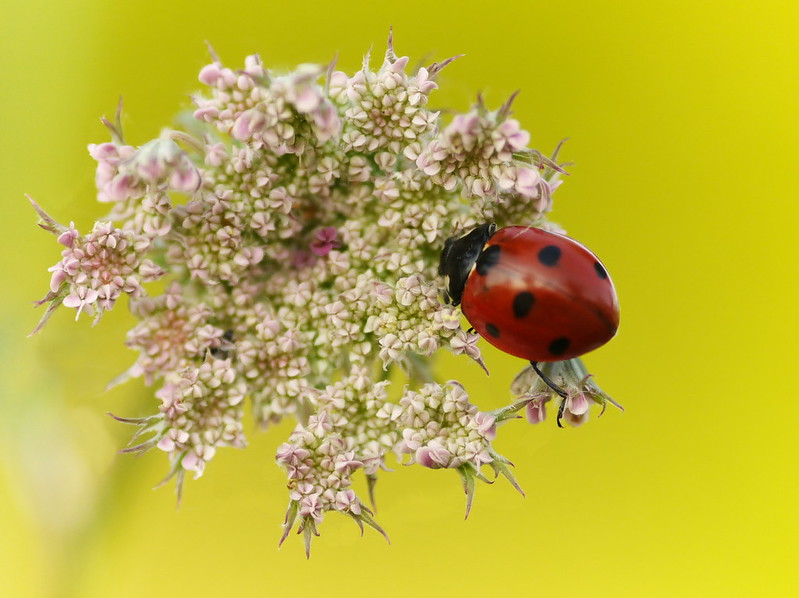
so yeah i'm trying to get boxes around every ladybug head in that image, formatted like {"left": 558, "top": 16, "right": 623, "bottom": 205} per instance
{"left": 438, "top": 222, "right": 496, "bottom": 306}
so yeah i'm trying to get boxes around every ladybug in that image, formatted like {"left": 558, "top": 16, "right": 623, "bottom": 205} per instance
{"left": 439, "top": 223, "right": 620, "bottom": 425}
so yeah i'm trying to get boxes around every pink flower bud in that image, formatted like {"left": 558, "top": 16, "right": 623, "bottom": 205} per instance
{"left": 169, "top": 167, "right": 201, "bottom": 193}
{"left": 48, "top": 268, "right": 68, "bottom": 293}
{"left": 515, "top": 167, "right": 541, "bottom": 197}
{"left": 193, "top": 106, "right": 219, "bottom": 122}
{"left": 567, "top": 391, "right": 591, "bottom": 416}
{"left": 416, "top": 443, "right": 451, "bottom": 469}
{"left": 88, "top": 142, "right": 119, "bottom": 161}
{"left": 475, "top": 412, "right": 497, "bottom": 440}
{"left": 310, "top": 226, "right": 340, "bottom": 256}
{"left": 198, "top": 63, "right": 222, "bottom": 86}
{"left": 157, "top": 436, "right": 176, "bottom": 452}
{"left": 525, "top": 396, "right": 548, "bottom": 424}
{"left": 232, "top": 112, "right": 254, "bottom": 141}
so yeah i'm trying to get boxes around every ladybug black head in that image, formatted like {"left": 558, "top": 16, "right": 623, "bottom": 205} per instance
{"left": 439, "top": 222, "right": 496, "bottom": 306}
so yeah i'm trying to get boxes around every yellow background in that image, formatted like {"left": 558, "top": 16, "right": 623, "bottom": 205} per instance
{"left": 2, "top": 1, "right": 797, "bottom": 596}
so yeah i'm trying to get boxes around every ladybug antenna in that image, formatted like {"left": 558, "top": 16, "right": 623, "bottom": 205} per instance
{"left": 529, "top": 361, "right": 569, "bottom": 428}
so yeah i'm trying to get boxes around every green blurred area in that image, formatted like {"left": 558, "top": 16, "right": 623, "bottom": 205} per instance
{"left": 2, "top": 1, "right": 797, "bottom": 596}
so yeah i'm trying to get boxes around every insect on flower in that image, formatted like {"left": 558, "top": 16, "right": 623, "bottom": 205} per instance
{"left": 439, "top": 223, "right": 620, "bottom": 426}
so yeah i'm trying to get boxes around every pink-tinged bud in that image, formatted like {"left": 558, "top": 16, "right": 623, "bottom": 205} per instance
{"left": 232, "top": 112, "right": 253, "bottom": 141}
{"left": 247, "top": 246, "right": 265, "bottom": 265}
{"left": 57, "top": 225, "right": 79, "bottom": 247}
{"left": 329, "top": 70, "right": 348, "bottom": 88}
{"left": 136, "top": 159, "right": 165, "bottom": 182}
{"left": 450, "top": 112, "right": 479, "bottom": 137}
{"left": 107, "top": 173, "right": 142, "bottom": 201}
{"left": 219, "top": 68, "right": 236, "bottom": 89}
{"left": 157, "top": 436, "right": 176, "bottom": 452}
{"left": 414, "top": 68, "right": 438, "bottom": 95}
{"left": 139, "top": 260, "right": 165, "bottom": 282}
{"left": 313, "top": 102, "right": 342, "bottom": 143}
{"left": 292, "top": 85, "right": 321, "bottom": 114}
{"left": 567, "top": 391, "right": 591, "bottom": 416}
{"left": 475, "top": 412, "right": 497, "bottom": 441}
{"left": 310, "top": 226, "right": 340, "bottom": 256}
{"left": 276, "top": 443, "right": 297, "bottom": 464}
{"left": 96, "top": 284, "right": 121, "bottom": 310}
{"left": 63, "top": 287, "right": 99, "bottom": 309}
{"left": 169, "top": 167, "right": 201, "bottom": 193}
{"left": 193, "top": 106, "right": 219, "bottom": 122}
{"left": 299, "top": 495, "right": 323, "bottom": 523}
{"left": 48, "top": 268, "right": 68, "bottom": 292}
{"left": 515, "top": 167, "right": 541, "bottom": 197}
{"left": 525, "top": 396, "right": 548, "bottom": 424}
{"left": 181, "top": 451, "right": 202, "bottom": 472}
{"left": 416, "top": 153, "right": 441, "bottom": 176}
{"left": 198, "top": 63, "right": 222, "bottom": 86}
{"left": 498, "top": 119, "right": 530, "bottom": 150}
{"left": 62, "top": 258, "right": 80, "bottom": 276}
{"left": 416, "top": 443, "right": 451, "bottom": 469}
{"left": 88, "top": 142, "right": 119, "bottom": 161}
{"left": 243, "top": 54, "right": 263, "bottom": 77}
{"left": 204, "top": 143, "right": 227, "bottom": 167}
{"left": 391, "top": 55, "right": 410, "bottom": 73}
{"left": 335, "top": 490, "right": 361, "bottom": 515}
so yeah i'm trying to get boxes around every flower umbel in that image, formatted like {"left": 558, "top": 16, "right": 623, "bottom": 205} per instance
{"left": 30, "top": 31, "right": 621, "bottom": 555}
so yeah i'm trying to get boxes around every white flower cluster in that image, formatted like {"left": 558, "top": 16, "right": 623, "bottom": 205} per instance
{"left": 168, "top": 188, "right": 267, "bottom": 286}
{"left": 161, "top": 356, "right": 247, "bottom": 478}
{"left": 313, "top": 367, "right": 395, "bottom": 475}
{"left": 365, "top": 274, "right": 465, "bottom": 366}
{"left": 415, "top": 102, "right": 563, "bottom": 227}
{"left": 275, "top": 411, "right": 386, "bottom": 555}
{"left": 39, "top": 216, "right": 164, "bottom": 324}
{"left": 32, "top": 34, "right": 603, "bottom": 556}
{"left": 195, "top": 57, "right": 341, "bottom": 155}
{"left": 124, "top": 283, "right": 223, "bottom": 385}
{"left": 90, "top": 137, "right": 201, "bottom": 203}
{"left": 329, "top": 52, "right": 438, "bottom": 153}
{"left": 276, "top": 412, "right": 364, "bottom": 522}
{"left": 396, "top": 381, "right": 496, "bottom": 470}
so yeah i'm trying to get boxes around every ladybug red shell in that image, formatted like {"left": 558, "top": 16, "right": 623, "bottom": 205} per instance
{"left": 439, "top": 224, "right": 619, "bottom": 362}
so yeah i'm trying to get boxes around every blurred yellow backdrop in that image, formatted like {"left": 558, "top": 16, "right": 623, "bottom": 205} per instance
{"left": 2, "top": 0, "right": 797, "bottom": 596}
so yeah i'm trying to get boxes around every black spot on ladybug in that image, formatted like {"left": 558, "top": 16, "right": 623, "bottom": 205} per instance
{"left": 512, "top": 291, "right": 535, "bottom": 318}
{"left": 537, "top": 245, "right": 561, "bottom": 267}
{"left": 548, "top": 337, "right": 570, "bottom": 356}
{"left": 486, "top": 323, "right": 500, "bottom": 338}
{"left": 594, "top": 261, "right": 608, "bottom": 279}
{"left": 476, "top": 244, "right": 501, "bottom": 276}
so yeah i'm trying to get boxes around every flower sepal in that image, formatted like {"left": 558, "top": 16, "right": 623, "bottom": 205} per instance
{"left": 108, "top": 412, "right": 167, "bottom": 456}
{"left": 457, "top": 462, "right": 494, "bottom": 519}
{"left": 511, "top": 358, "right": 623, "bottom": 427}
{"left": 28, "top": 195, "right": 71, "bottom": 237}
{"left": 279, "top": 499, "right": 389, "bottom": 559}
{"left": 29, "top": 293, "right": 66, "bottom": 336}
{"left": 345, "top": 504, "right": 390, "bottom": 545}
{"left": 487, "top": 448, "right": 525, "bottom": 498}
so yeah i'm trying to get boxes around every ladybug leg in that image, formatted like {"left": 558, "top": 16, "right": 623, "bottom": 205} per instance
{"left": 467, "top": 326, "right": 476, "bottom": 334}
{"left": 529, "top": 361, "right": 569, "bottom": 428}
{"left": 556, "top": 397, "right": 568, "bottom": 429}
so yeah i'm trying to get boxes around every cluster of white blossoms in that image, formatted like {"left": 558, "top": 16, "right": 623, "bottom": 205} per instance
{"left": 31, "top": 206, "right": 164, "bottom": 331}
{"left": 397, "top": 381, "right": 495, "bottom": 470}
{"left": 31, "top": 33, "right": 619, "bottom": 556}
{"left": 276, "top": 411, "right": 387, "bottom": 555}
